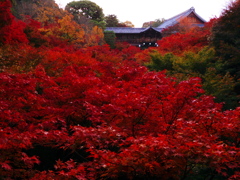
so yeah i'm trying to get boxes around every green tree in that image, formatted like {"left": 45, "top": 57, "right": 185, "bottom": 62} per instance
{"left": 104, "top": 30, "right": 116, "bottom": 48}
{"left": 211, "top": 0, "right": 240, "bottom": 80}
{"left": 105, "top": 14, "right": 119, "bottom": 27}
{"left": 152, "top": 18, "right": 165, "bottom": 27}
{"left": 145, "top": 47, "right": 238, "bottom": 109}
{"left": 211, "top": 0, "right": 240, "bottom": 104}
{"left": 145, "top": 50, "right": 175, "bottom": 72}
{"left": 65, "top": 0, "right": 105, "bottom": 28}
{"left": 105, "top": 14, "right": 134, "bottom": 27}
{"left": 142, "top": 18, "right": 165, "bottom": 28}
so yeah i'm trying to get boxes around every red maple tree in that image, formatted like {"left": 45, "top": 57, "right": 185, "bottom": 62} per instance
{"left": 0, "top": 0, "right": 28, "bottom": 44}
{"left": 0, "top": 62, "right": 239, "bottom": 179}
{"left": 156, "top": 19, "right": 216, "bottom": 56}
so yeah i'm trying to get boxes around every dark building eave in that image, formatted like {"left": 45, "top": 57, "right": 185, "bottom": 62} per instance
{"left": 105, "top": 27, "right": 163, "bottom": 34}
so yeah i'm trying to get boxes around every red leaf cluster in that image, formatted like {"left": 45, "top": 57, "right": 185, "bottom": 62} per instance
{"left": 0, "top": 61, "right": 239, "bottom": 179}
{"left": 156, "top": 19, "right": 217, "bottom": 56}
{"left": 0, "top": 0, "right": 28, "bottom": 44}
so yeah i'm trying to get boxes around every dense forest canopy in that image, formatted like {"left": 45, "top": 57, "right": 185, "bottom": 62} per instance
{"left": 11, "top": 0, "right": 66, "bottom": 23}
{"left": 0, "top": 0, "right": 239, "bottom": 179}
{"left": 211, "top": 0, "right": 240, "bottom": 89}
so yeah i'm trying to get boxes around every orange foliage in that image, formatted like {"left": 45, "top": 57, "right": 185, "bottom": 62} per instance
{"left": 85, "top": 25, "right": 105, "bottom": 47}
{"left": 39, "top": 14, "right": 85, "bottom": 46}
{"left": 34, "top": 1, "right": 66, "bottom": 24}
{"left": 0, "top": 44, "right": 43, "bottom": 73}
{"left": 39, "top": 14, "right": 105, "bottom": 48}
{"left": 134, "top": 48, "right": 153, "bottom": 64}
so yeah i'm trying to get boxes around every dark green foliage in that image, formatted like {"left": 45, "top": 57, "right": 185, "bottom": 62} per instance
{"left": 146, "top": 50, "right": 175, "bottom": 71}
{"left": 211, "top": 0, "right": 240, "bottom": 108}
{"left": 203, "top": 69, "right": 238, "bottom": 109}
{"left": 104, "top": 30, "right": 116, "bottom": 48}
{"left": 211, "top": 0, "right": 240, "bottom": 80}
{"left": 65, "top": 0, "right": 105, "bottom": 27}
{"left": 105, "top": 14, "right": 119, "bottom": 27}
{"left": 146, "top": 47, "right": 239, "bottom": 110}
{"left": 173, "top": 48, "right": 216, "bottom": 76}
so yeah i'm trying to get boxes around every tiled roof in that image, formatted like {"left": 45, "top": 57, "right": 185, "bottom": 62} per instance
{"left": 105, "top": 26, "right": 162, "bottom": 34}
{"left": 105, "top": 7, "right": 206, "bottom": 34}
{"left": 157, "top": 7, "right": 206, "bottom": 29}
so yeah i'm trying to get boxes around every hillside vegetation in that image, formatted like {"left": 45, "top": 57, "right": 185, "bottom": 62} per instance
{"left": 0, "top": 0, "right": 239, "bottom": 179}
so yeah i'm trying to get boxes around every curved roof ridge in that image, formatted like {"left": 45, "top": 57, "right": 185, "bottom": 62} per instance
{"left": 142, "top": 26, "right": 152, "bottom": 31}
{"left": 166, "top": 7, "right": 194, "bottom": 22}
{"left": 140, "top": 26, "right": 162, "bottom": 33}
{"left": 157, "top": 7, "right": 206, "bottom": 29}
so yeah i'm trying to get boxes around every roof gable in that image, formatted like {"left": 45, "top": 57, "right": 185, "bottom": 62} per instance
{"left": 157, "top": 7, "right": 206, "bottom": 29}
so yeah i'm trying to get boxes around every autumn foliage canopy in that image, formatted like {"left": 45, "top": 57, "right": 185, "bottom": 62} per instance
{"left": 0, "top": 0, "right": 239, "bottom": 179}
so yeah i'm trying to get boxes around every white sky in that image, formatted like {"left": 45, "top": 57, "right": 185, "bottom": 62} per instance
{"left": 55, "top": 0, "right": 233, "bottom": 27}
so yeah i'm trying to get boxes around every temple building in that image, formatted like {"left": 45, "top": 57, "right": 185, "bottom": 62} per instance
{"left": 157, "top": 7, "right": 206, "bottom": 29}
{"left": 105, "top": 7, "right": 206, "bottom": 48}
{"left": 105, "top": 26, "right": 162, "bottom": 48}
